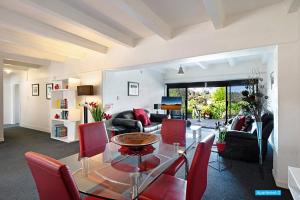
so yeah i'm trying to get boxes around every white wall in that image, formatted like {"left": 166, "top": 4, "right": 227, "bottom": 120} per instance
{"left": 103, "top": 69, "right": 165, "bottom": 114}
{"left": 6, "top": 1, "right": 300, "bottom": 187}
{"left": 0, "top": 65, "right": 3, "bottom": 141}
{"left": 164, "top": 60, "right": 268, "bottom": 83}
{"left": 3, "top": 74, "right": 12, "bottom": 124}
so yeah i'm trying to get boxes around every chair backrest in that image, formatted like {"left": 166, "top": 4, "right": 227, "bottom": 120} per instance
{"left": 161, "top": 119, "right": 186, "bottom": 146}
{"left": 79, "top": 121, "right": 109, "bottom": 158}
{"left": 25, "top": 152, "right": 81, "bottom": 200}
{"left": 186, "top": 134, "right": 215, "bottom": 200}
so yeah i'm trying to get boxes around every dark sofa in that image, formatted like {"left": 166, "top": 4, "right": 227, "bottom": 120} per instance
{"left": 112, "top": 109, "right": 168, "bottom": 134}
{"left": 220, "top": 112, "right": 274, "bottom": 162}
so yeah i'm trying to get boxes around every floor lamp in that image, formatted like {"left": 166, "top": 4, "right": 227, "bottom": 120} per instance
{"left": 77, "top": 85, "right": 94, "bottom": 124}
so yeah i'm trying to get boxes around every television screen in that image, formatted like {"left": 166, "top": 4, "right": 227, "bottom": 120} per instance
{"left": 161, "top": 96, "right": 182, "bottom": 110}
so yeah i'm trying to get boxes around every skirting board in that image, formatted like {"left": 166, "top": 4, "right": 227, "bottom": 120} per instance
{"left": 272, "top": 169, "right": 288, "bottom": 189}
{"left": 19, "top": 123, "right": 50, "bottom": 134}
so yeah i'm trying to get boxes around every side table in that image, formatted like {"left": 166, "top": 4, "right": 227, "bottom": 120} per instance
{"left": 209, "top": 145, "right": 232, "bottom": 172}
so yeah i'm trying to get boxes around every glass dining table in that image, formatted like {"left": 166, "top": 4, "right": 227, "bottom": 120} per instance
{"left": 60, "top": 132, "right": 200, "bottom": 200}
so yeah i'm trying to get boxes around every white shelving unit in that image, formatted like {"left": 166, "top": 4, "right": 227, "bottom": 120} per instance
{"left": 50, "top": 78, "right": 80, "bottom": 143}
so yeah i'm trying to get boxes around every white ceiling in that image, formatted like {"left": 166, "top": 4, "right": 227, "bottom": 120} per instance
{"left": 0, "top": 0, "right": 287, "bottom": 72}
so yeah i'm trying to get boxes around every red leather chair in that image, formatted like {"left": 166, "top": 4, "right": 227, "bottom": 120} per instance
{"left": 79, "top": 122, "right": 109, "bottom": 158}
{"left": 139, "top": 134, "right": 215, "bottom": 200}
{"left": 161, "top": 119, "right": 186, "bottom": 176}
{"left": 25, "top": 151, "right": 99, "bottom": 200}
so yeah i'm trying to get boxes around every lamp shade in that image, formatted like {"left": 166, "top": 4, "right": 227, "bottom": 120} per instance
{"left": 77, "top": 85, "right": 94, "bottom": 96}
{"left": 154, "top": 104, "right": 161, "bottom": 109}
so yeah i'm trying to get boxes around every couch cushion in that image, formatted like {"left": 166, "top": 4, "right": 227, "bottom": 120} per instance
{"left": 115, "top": 110, "right": 135, "bottom": 120}
{"left": 144, "top": 122, "right": 160, "bottom": 133}
{"left": 133, "top": 108, "right": 151, "bottom": 126}
{"left": 235, "top": 116, "right": 245, "bottom": 131}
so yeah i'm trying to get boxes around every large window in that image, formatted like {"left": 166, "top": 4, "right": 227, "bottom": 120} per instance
{"left": 166, "top": 80, "right": 252, "bottom": 124}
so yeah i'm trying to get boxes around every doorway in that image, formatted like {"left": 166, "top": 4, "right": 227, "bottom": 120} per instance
{"left": 13, "top": 84, "right": 20, "bottom": 125}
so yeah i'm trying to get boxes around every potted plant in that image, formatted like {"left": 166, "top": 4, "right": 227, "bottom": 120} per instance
{"left": 80, "top": 102, "right": 112, "bottom": 122}
{"left": 216, "top": 126, "right": 227, "bottom": 152}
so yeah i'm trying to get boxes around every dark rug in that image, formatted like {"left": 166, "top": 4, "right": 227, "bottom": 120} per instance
{"left": 0, "top": 127, "right": 292, "bottom": 200}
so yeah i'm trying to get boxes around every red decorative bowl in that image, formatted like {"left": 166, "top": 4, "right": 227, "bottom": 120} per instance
{"left": 111, "top": 132, "right": 159, "bottom": 149}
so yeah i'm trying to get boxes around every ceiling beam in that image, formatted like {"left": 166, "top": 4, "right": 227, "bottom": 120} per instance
{"left": 0, "top": 52, "right": 51, "bottom": 66}
{"left": 0, "top": 28, "right": 85, "bottom": 59}
{"left": 288, "top": 0, "right": 300, "bottom": 13}
{"left": 0, "top": 7, "right": 108, "bottom": 54}
{"left": 23, "top": 0, "right": 135, "bottom": 47}
{"left": 3, "top": 59, "right": 42, "bottom": 69}
{"left": 196, "top": 62, "right": 208, "bottom": 69}
{"left": 202, "top": 0, "right": 225, "bottom": 29}
{"left": 109, "top": 0, "right": 172, "bottom": 40}
{"left": 0, "top": 41, "right": 67, "bottom": 62}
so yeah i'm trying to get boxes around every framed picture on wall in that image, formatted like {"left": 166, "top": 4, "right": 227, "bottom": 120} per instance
{"left": 32, "top": 84, "right": 39, "bottom": 96}
{"left": 46, "top": 83, "right": 53, "bottom": 100}
{"left": 128, "top": 82, "right": 139, "bottom": 96}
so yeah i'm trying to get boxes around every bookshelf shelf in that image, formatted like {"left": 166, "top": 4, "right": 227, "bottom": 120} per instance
{"left": 50, "top": 78, "right": 81, "bottom": 143}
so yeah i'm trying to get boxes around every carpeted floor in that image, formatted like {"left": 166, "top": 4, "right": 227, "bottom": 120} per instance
{"left": 0, "top": 127, "right": 292, "bottom": 200}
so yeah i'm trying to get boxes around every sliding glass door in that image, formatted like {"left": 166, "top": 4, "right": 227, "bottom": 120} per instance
{"left": 166, "top": 80, "right": 252, "bottom": 126}
{"left": 168, "top": 88, "right": 187, "bottom": 119}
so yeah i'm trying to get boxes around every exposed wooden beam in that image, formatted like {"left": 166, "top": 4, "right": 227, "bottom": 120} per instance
{"left": 196, "top": 62, "right": 208, "bottom": 69}
{"left": 22, "top": 0, "right": 135, "bottom": 47}
{"left": 288, "top": 0, "right": 300, "bottom": 13}
{"left": 109, "top": 0, "right": 172, "bottom": 40}
{"left": 0, "top": 27, "right": 86, "bottom": 59}
{"left": 0, "top": 41, "right": 67, "bottom": 62}
{"left": 0, "top": 52, "right": 51, "bottom": 66}
{"left": 202, "top": 0, "right": 225, "bottom": 29}
{"left": 0, "top": 7, "right": 108, "bottom": 54}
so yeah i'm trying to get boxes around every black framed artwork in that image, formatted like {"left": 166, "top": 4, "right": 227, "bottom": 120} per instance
{"left": 46, "top": 83, "right": 53, "bottom": 100}
{"left": 128, "top": 82, "right": 139, "bottom": 96}
{"left": 32, "top": 84, "right": 39, "bottom": 96}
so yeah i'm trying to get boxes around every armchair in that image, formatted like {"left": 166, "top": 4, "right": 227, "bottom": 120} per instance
{"left": 220, "top": 113, "right": 274, "bottom": 162}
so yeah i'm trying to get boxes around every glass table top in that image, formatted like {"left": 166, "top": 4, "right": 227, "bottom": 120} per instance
{"left": 60, "top": 133, "right": 200, "bottom": 200}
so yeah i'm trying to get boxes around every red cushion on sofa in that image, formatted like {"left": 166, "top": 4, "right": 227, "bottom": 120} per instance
{"left": 234, "top": 116, "right": 246, "bottom": 131}
{"left": 133, "top": 109, "right": 151, "bottom": 126}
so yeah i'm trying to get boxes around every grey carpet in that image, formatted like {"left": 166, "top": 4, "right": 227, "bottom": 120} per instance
{"left": 0, "top": 127, "right": 292, "bottom": 200}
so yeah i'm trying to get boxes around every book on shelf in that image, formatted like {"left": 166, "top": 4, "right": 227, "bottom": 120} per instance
{"left": 53, "top": 124, "right": 68, "bottom": 137}
{"left": 55, "top": 99, "right": 68, "bottom": 109}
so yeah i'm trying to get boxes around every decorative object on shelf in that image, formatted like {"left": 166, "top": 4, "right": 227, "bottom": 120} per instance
{"left": 80, "top": 102, "right": 112, "bottom": 122}
{"left": 241, "top": 68, "right": 269, "bottom": 177}
{"left": 46, "top": 83, "right": 53, "bottom": 100}
{"left": 32, "top": 84, "right": 39, "bottom": 96}
{"left": 61, "top": 111, "right": 69, "bottom": 120}
{"left": 55, "top": 99, "right": 68, "bottom": 109}
{"left": 54, "top": 84, "right": 60, "bottom": 90}
{"left": 111, "top": 132, "right": 159, "bottom": 150}
{"left": 128, "top": 82, "right": 139, "bottom": 96}
{"left": 216, "top": 126, "right": 227, "bottom": 152}
{"left": 54, "top": 114, "right": 60, "bottom": 119}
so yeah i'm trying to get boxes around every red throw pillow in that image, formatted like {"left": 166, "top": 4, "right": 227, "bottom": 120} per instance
{"left": 133, "top": 108, "right": 151, "bottom": 126}
{"left": 234, "top": 116, "right": 246, "bottom": 131}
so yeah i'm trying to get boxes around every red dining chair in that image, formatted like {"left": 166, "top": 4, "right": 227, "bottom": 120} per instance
{"left": 25, "top": 151, "right": 99, "bottom": 200}
{"left": 78, "top": 122, "right": 109, "bottom": 158}
{"left": 139, "top": 134, "right": 215, "bottom": 200}
{"left": 161, "top": 119, "right": 187, "bottom": 176}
